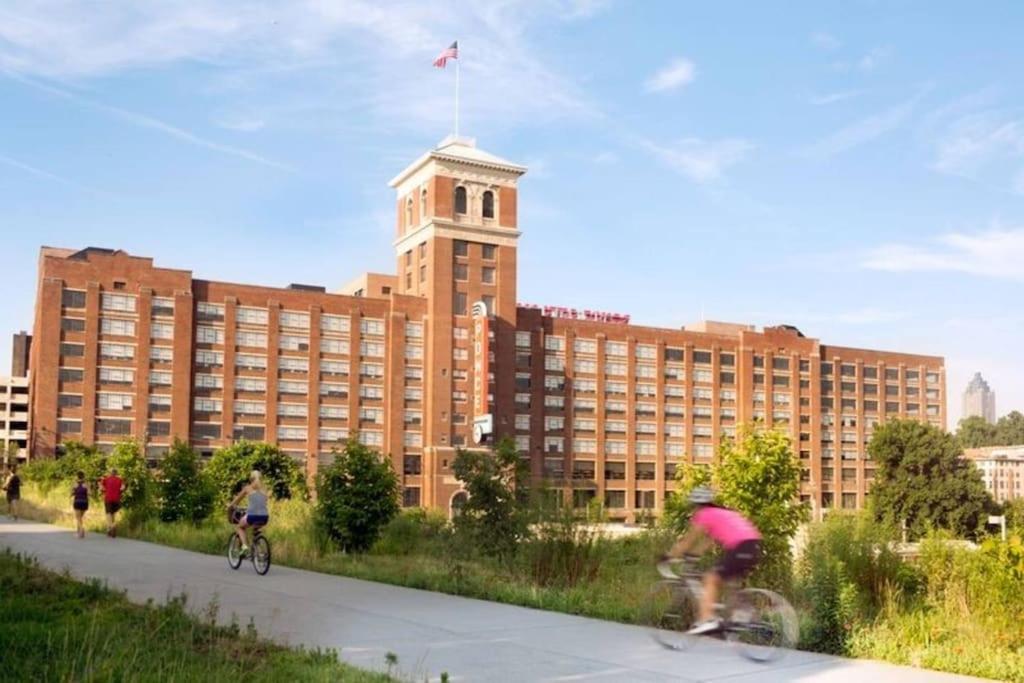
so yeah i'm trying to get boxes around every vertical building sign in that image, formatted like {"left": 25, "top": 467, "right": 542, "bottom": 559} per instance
{"left": 471, "top": 300, "right": 493, "bottom": 443}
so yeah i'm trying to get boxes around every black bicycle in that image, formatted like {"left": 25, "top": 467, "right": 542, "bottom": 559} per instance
{"left": 643, "top": 557, "right": 798, "bottom": 662}
{"left": 226, "top": 506, "right": 271, "bottom": 575}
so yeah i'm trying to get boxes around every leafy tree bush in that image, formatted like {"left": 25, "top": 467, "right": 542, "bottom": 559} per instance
{"left": 107, "top": 440, "right": 155, "bottom": 514}
{"left": 315, "top": 440, "right": 400, "bottom": 553}
{"left": 372, "top": 508, "right": 450, "bottom": 556}
{"left": 451, "top": 436, "right": 531, "bottom": 562}
{"left": 957, "top": 411, "right": 1024, "bottom": 448}
{"left": 797, "top": 514, "right": 919, "bottom": 654}
{"left": 869, "top": 420, "right": 993, "bottom": 539}
{"left": 158, "top": 439, "right": 215, "bottom": 524}
{"left": 204, "top": 441, "right": 307, "bottom": 505}
{"left": 22, "top": 441, "right": 105, "bottom": 493}
{"left": 664, "top": 425, "right": 805, "bottom": 588}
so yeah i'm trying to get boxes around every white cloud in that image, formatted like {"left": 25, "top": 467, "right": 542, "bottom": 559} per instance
{"left": 932, "top": 113, "right": 1024, "bottom": 178}
{"left": 592, "top": 151, "right": 618, "bottom": 164}
{"left": 863, "top": 226, "right": 1024, "bottom": 281}
{"left": 7, "top": 71, "right": 292, "bottom": 171}
{"left": 0, "top": 153, "right": 100, "bottom": 192}
{"left": 808, "top": 90, "right": 863, "bottom": 106}
{"left": 858, "top": 46, "right": 891, "bottom": 71}
{"left": 810, "top": 32, "right": 841, "bottom": 50}
{"left": 801, "top": 94, "right": 920, "bottom": 159}
{"left": 644, "top": 58, "right": 696, "bottom": 93}
{"left": 0, "top": 1, "right": 600, "bottom": 134}
{"left": 640, "top": 137, "right": 752, "bottom": 182}
{"left": 215, "top": 116, "right": 266, "bottom": 132}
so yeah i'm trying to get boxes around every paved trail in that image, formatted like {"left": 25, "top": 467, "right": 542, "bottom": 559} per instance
{"left": 0, "top": 519, "right": 986, "bottom": 682}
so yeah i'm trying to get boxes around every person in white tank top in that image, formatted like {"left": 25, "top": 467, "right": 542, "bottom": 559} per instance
{"left": 228, "top": 470, "right": 270, "bottom": 556}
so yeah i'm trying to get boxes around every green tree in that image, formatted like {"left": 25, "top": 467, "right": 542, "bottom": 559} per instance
{"left": 995, "top": 411, "right": 1024, "bottom": 446}
{"left": 869, "top": 419, "right": 993, "bottom": 539}
{"left": 1004, "top": 498, "right": 1024, "bottom": 531}
{"left": 107, "top": 440, "right": 155, "bottom": 513}
{"left": 205, "top": 441, "right": 307, "bottom": 505}
{"left": 158, "top": 439, "right": 215, "bottom": 524}
{"left": 314, "top": 439, "right": 400, "bottom": 553}
{"left": 452, "top": 436, "right": 531, "bottom": 561}
{"left": 661, "top": 461, "right": 712, "bottom": 530}
{"left": 956, "top": 415, "right": 998, "bottom": 448}
{"left": 664, "top": 426, "right": 806, "bottom": 587}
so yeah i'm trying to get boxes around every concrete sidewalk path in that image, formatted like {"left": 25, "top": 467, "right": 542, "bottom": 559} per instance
{"left": 0, "top": 518, "right": 987, "bottom": 682}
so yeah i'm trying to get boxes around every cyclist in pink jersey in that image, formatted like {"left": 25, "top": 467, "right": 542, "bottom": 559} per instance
{"left": 665, "top": 486, "right": 762, "bottom": 635}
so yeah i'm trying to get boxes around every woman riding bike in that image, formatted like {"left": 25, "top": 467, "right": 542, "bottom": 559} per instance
{"left": 228, "top": 470, "right": 269, "bottom": 557}
{"left": 665, "top": 486, "right": 762, "bottom": 635}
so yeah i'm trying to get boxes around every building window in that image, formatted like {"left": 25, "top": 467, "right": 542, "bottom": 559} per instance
{"left": 60, "top": 342, "right": 84, "bottom": 358}
{"left": 454, "top": 292, "right": 468, "bottom": 316}
{"left": 405, "top": 197, "right": 413, "bottom": 227}
{"left": 454, "top": 186, "right": 468, "bottom": 214}
{"left": 482, "top": 266, "right": 496, "bottom": 284}
{"left": 57, "top": 419, "right": 82, "bottom": 434}
{"left": 96, "top": 418, "right": 132, "bottom": 437}
{"left": 101, "top": 293, "right": 136, "bottom": 313}
{"left": 238, "top": 307, "right": 269, "bottom": 326}
{"left": 454, "top": 263, "right": 468, "bottom": 280}
{"left": 403, "top": 487, "right": 421, "bottom": 507}
{"left": 482, "top": 244, "right": 496, "bottom": 260}
{"left": 420, "top": 188, "right": 428, "bottom": 220}
{"left": 482, "top": 190, "right": 495, "bottom": 218}
{"left": 62, "top": 289, "right": 86, "bottom": 309}
{"left": 453, "top": 239, "right": 469, "bottom": 257}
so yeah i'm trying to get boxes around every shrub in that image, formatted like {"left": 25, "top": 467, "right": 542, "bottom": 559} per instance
{"left": 372, "top": 508, "right": 450, "bottom": 556}
{"left": 107, "top": 440, "right": 155, "bottom": 515}
{"left": 205, "top": 441, "right": 307, "bottom": 505}
{"left": 158, "top": 439, "right": 215, "bottom": 524}
{"left": 22, "top": 441, "right": 105, "bottom": 493}
{"left": 315, "top": 440, "right": 400, "bottom": 553}
{"left": 796, "top": 513, "right": 919, "bottom": 654}
{"left": 452, "top": 437, "right": 531, "bottom": 562}
{"left": 521, "top": 507, "right": 605, "bottom": 588}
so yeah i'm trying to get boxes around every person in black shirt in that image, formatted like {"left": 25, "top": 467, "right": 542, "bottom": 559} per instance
{"left": 3, "top": 465, "right": 20, "bottom": 520}
{"left": 72, "top": 471, "right": 89, "bottom": 539}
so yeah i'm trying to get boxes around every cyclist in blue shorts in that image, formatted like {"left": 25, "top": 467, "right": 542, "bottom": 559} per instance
{"left": 228, "top": 470, "right": 269, "bottom": 557}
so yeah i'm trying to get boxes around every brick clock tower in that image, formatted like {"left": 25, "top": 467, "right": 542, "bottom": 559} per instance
{"left": 389, "top": 136, "right": 526, "bottom": 508}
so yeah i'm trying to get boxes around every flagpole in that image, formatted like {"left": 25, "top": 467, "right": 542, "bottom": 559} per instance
{"left": 454, "top": 54, "right": 461, "bottom": 137}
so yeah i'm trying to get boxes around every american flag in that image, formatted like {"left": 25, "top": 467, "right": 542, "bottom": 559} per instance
{"left": 433, "top": 41, "right": 458, "bottom": 68}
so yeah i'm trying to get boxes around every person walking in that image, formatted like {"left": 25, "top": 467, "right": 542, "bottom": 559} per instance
{"left": 3, "top": 465, "right": 21, "bottom": 520}
{"left": 72, "top": 471, "right": 89, "bottom": 538}
{"left": 100, "top": 467, "right": 124, "bottom": 538}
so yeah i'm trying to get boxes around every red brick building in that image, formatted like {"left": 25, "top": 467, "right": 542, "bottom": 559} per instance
{"left": 28, "top": 136, "right": 945, "bottom": 519}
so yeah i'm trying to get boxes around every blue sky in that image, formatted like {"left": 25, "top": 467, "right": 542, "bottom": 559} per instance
{"left": 2, "top": 1, "right": 1022, "bottom": 425}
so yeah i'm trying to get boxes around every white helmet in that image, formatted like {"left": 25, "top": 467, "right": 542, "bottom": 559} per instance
{"left": 688, "top": 486, "right": 714, "bottom": 505}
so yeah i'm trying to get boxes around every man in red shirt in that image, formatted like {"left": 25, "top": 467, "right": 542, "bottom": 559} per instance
{"left": 100, "top": 467, "right": 124, "bottom": 538}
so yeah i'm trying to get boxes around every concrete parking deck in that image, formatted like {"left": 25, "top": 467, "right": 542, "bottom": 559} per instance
{"left": 0, "top": 518, "right": 987, "bottom": 682}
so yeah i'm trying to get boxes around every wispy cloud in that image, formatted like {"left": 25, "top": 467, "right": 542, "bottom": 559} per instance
{"left": 592, "top": 151, "right": 618, "bottom": 165}
{"left": 863, "top": 225, "right": 1024, "bottom": 281}
{"left": 808, "top": 90, "right": 863, "bottom": 106}
{"left": 921, "top": 89, "right": 1024, "bottom": 192}
{"left": 6, "top": 71, "right": 292, "bottom": 171}
{"left": 644, "top": 57, "right": 696, "bottom": 93}
{"left": 810, "top": 31, "right": 841, "bottom": 50}
{"left": 640, "top": 137, "right": 753, "bottom": 182}
{"left": 801, "top": 92, "right": 923, "bottom": 159}
{"left": 0, "top": 2, "right": 601, "bottom": 134}
{"left": 0, "top": 153, "right": 101, "bottom": 192}
{"left": 214, "top": 115, "right": 266, "bottom": 132}
{"left": 858, "top": 46, "right": 891, "bottom": 71}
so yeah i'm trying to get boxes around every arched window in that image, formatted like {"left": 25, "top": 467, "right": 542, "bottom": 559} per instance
{"left": 420, "top": 188, "right": 428, "bottom": 221}
{"left": 482, "top": 190, "right": 495, "bottom": 219}
{"left": 405, "top": 197, "right": 413, "bottom": 228}
{"left": 454, "top": 185, "right": 467, "bottom": 215}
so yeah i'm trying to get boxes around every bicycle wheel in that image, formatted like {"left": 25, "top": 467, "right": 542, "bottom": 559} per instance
{"left": 724, "top": 588, "right": 799, "bottom": 662}
{"left": 227, "top": 533, "right": 244, "bottom": 570}
{"left": 251, "top": 535, "right": 271, "bottom": 575}
{"left": 644, "top": 580, "right": 700, "bottom": 650}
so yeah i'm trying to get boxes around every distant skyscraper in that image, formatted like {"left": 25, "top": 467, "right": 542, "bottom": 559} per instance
{"left": 963, "top": 372, "right": 996, "bottom": 424}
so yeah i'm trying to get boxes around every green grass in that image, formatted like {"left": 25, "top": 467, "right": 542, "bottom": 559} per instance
{"left": 0, "top": 548, "right": 393, "bottom": 682}
{"left": 11, "top": 485, "right": 1023, "bottom": 682}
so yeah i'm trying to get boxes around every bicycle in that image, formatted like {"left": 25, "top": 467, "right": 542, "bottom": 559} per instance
{"left": 226, "top": 506, "right": 272, "bottom": 575}
{"left": 643, "top": 557, "right": 798, "bottom": 662}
